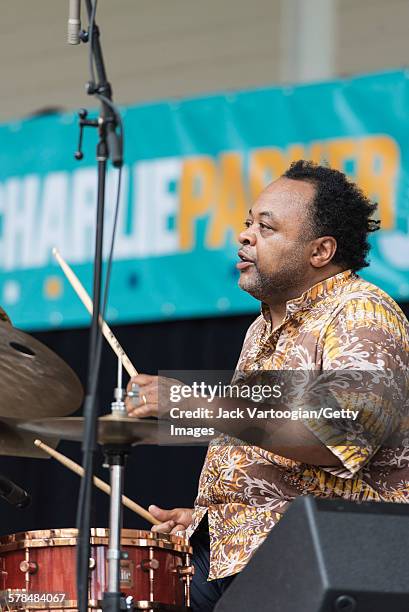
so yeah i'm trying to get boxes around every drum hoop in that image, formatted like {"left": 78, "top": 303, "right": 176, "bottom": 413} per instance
{"left": 0, "top": 529, "right": 192, "bottom": 554}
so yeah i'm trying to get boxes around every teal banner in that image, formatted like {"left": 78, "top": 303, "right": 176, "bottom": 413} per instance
{"left": 0, "top": 69, "right": 408, "bottom": 330}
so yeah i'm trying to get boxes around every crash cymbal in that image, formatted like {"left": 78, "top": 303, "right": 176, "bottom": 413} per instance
{"left": 0, "top": 418, "right": 58, "bottom": 458}
{"left": 18, "top": 414, "right": 209, "bottom": 446}
{"left": 0, "top": 321, "right": 83, "bottom": 419}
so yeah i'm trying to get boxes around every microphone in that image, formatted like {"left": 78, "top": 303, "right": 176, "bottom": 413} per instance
{"left": 67, "top": 0, "right": 81, "bottom": 45}
{"left": 0, "top": 475, "right": 31, "bottom": 509}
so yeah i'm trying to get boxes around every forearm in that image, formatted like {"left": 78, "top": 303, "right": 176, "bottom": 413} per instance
{"left": 165, "top": 395, "right": 341, "bottom": 467}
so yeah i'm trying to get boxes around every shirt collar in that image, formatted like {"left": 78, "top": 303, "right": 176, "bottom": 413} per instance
{"left": 261, "top": 269, "right": 355, "bottom": 325}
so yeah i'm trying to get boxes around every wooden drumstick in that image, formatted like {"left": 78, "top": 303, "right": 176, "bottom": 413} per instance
{"left": 52, "top": 247, "right": 138, "bottom": 378}
{"left": 34, "top": 439, "right": 160, "bottom": 526}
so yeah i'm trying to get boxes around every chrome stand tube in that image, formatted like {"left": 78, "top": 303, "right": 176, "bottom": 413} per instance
{"left": 107, "top": 461, "right": 124, "bottom": 593}
{"left": 102, "top": 446, "right": 130, "bottom": 612}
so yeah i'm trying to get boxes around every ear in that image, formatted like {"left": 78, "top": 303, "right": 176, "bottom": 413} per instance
{"left": 309, "top": 236, "right": 337, "bottom": 268}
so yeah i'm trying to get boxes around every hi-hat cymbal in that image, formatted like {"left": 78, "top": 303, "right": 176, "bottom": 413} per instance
{"left": 0, "top": 322, "right": 83, "bottom": 419}
{"left": 18, "top": 414, "right": 209, "bottom": 446}
{"left": 0, "top": 418, "right": 58, "bottom": 458}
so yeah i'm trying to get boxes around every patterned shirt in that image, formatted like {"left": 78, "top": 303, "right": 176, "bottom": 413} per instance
{"left": 186, "top": 270, "right": 409, "bottom": 580}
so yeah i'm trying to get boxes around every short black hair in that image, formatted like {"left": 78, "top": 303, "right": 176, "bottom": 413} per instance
{"left": 283, "top": 160, "right": 380, "bottom": 272}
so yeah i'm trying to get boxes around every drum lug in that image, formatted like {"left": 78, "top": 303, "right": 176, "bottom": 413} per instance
{"left": 89, "top": 557, "right": 96, "bottom": 570}
{"left": 177, "top": 556, "right": 194, "bottom": 608}
{"left": 140, "top": 558, "right": 159, "bottom": 572}
{"left": 171, "top": 564, "right": 195, "bottom": 579}
{"left": 19, "top": 561, "right": 38, "bottom": 574}
{"left": 177, "top": 565, "right": 195, "bottom": 579}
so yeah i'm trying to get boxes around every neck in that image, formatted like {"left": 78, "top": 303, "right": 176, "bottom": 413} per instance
{"left": 267, "top": 303, "right": 287, "bottom": 329}
{"left": 264, "top": 265, "right": 345, "bottom": 328}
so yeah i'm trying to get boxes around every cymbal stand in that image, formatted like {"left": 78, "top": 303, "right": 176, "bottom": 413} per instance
{"left": 102, "top": 360, "right": 131, "bottom": 612}
{"left": 111, "top": 359, "right": 127, "bottom": 416}
{"left": 102, "top": 443, "right": 131, "bottom": 612}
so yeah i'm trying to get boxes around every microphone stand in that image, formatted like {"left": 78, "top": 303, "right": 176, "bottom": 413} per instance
{"left": 74, "top": 3, "right": 123, "bottom": 612}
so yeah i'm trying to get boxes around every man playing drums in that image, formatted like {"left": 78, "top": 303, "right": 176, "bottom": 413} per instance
{"left": 126, "top": 161, "right": 409, "bottom": 611}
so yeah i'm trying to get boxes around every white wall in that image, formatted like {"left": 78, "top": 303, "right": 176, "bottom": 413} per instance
{"left": 336, "top": 0, "right": 409, "bottom": 75}
{"left": 0, "top": 0, "right": 282, "bottom": 121}
{"left": 0, "top": 0, "right": 408, "bottom": 122}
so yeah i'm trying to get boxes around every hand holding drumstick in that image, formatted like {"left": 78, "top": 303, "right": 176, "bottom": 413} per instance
{"left": 149, "top": 505, "right": 194, "bottom": 535}
{"left": 50, "top": 251, "right": 191, "bottom": 532}
{"left": 35, "top": 440, "right": 193, "bottom": 535}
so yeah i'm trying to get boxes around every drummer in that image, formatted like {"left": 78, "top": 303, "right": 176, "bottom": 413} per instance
{"left": 126, "top": 161, "right": 409, "bottom": 612}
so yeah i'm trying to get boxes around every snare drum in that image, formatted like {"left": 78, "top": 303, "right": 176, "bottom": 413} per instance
{"left": 0, "top": 528, "right": 193, "bottom": 611}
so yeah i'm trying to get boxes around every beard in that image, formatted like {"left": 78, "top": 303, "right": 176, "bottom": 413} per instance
{"left": 238, "top": 255, "right": 307, "bottom": 302}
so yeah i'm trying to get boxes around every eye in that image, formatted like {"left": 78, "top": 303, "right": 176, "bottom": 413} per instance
{"left": 243, "top": 219, "right": 273, "bottom": 231}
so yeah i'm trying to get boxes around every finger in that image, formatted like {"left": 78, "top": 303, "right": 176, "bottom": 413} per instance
{"left": 126, "top": 390, "right": 153, "bottom": 413}
{"left": 127, "top": 403, "right": 156, "bottom": 418}
{"left": 151, "top": 520, "right": 175, "bottom": 533}
{"left": 131, "top": 374, "right": 156, "bottom": 387}
{"left": 127, "top": 376, "right": 144, "bottom": 392}
{"left": 126, "top": 378, "right": 135, "bottom": 392}
{"left": 126, "top": 386, "right": 146, "bottom": 410}
{"left": 149, "top": 505, "right": 175, "bottom": 521}
{"left": 170, "top": 524, "right": 186, "bottom": 534}
{"left": 125, "top": 395, "right": 147, "bottom": 412}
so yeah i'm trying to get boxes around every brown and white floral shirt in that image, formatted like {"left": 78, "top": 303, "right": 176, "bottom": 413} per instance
{"left": 186, "top": 270, "right": 409, "bottom": 580}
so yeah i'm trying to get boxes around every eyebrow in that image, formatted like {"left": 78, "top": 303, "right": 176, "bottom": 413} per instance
{"left": 248, "top": 209, "right": 278, "bottom": 222}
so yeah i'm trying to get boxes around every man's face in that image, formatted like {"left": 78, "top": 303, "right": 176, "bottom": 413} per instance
{"left": 237, "top": 177, "right": 316, "bottom": 301}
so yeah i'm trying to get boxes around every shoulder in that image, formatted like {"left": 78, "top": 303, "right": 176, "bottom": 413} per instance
{"left": 324, "top": 276, "right": 409, "bottom": 366}
{"left": 339, "top": 274, "right": 406, "bottom": 312}
{"left": 331, "top": 275, "right": 409, "bottom": 342}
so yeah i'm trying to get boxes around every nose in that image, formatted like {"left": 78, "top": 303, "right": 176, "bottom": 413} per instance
{"left": 238, "top": 227, "right": 256, "bottom": 246}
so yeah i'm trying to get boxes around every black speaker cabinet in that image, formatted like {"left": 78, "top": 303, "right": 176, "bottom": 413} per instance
{"left": 214, "top": 496, "right": 409, "bottom": 612}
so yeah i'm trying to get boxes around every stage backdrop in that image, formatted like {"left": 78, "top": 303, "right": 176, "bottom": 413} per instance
{"left": 0, "top": 69, "right": 408, "bottom": 330}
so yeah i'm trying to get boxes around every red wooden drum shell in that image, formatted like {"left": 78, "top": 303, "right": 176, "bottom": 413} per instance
{"left": 0, "top": 528, "right": 193, "bottom": 611}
